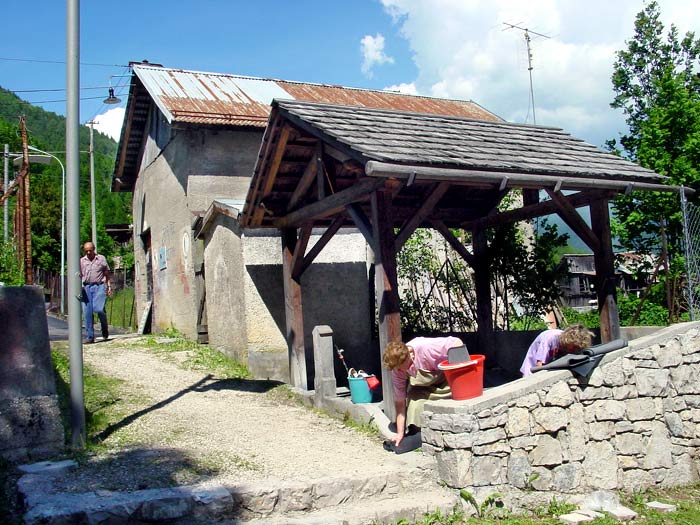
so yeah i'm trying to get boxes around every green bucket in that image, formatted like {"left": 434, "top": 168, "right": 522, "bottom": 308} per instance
{"left": 348, "top": 376, "right": 373, "bottom": 403}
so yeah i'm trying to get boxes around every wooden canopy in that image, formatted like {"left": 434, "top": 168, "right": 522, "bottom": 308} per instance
{"left": 240, "top": 99, "right": 683, "bottom": 411}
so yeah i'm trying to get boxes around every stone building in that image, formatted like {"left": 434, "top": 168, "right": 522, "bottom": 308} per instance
{"left": 112, "top": 62, "right": 500, "bottom": 382}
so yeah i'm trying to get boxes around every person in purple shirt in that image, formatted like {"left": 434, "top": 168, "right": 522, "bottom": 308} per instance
{"left": 519, "top": 324, "right": 593, "bottom": 377}
{"left": 383, "top": 336, "right": 463, "bottom": 447}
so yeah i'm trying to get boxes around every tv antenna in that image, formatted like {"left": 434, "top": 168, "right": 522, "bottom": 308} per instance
{"left": 503, "top": 22, "right": 550, "bottom": 125}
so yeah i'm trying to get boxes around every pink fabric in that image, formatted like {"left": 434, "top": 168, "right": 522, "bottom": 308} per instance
{"left": 519, "top": 329, "right": 563, "bottom": 376}
{"left": 391, "top": 336, "right": 463, "bottom": 402}
{"left": 80, "top": 253, "right": 110, "bottom": 285}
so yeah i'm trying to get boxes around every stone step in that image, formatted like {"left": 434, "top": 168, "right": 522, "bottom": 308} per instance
{"left": 233, "top": 488, "right": 461, "bottom": 525}
{"left": 21, "top": 464, "right": 445, "bottom": 524}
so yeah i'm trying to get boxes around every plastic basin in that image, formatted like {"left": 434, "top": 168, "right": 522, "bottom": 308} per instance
{"left": 438, "top": 354, "right": 486, "bottom": 400}
{"left": 348, "top": 376, "right": 373, "bottom": 403}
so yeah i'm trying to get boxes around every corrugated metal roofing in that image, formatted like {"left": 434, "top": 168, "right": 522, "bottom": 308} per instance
{"left": 132, "top": 64, "right": 500, "bottom": 127}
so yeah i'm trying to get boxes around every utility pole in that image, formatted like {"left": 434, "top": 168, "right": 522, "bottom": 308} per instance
{"left": 503, "top": 22, "right": 550, "bottom": 126}
{"left": 87, "top": 120, "right": 97, "bottom": 250}
{"left": 18, "top": 117, "right": 32, "bottom": 284}
{"left": 3, "top": 143, "right": 8, "bottom": 242}
{"left": 67, "top": 0, "right": 86, "bottom": 450}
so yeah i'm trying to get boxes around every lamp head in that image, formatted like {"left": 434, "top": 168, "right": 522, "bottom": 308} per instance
{"left": 103, "top": 87, "right": 121, "bottom": 105}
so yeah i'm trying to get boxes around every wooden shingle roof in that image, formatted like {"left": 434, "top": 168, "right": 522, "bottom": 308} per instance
{"left": 274, "top": 99, "right": 664, "bottom": 184}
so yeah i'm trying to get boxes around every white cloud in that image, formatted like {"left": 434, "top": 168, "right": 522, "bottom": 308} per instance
{"left": 379, "top": 0, "right": 699, "bottom": 147}
{"left": 92, "top": 107, "right": 125, "bottom": 142}
{"left": 383, "top": 82, "right": 419, "bottom": 95}
{"left": 361, "top": 33, "right": 395, "bottom": 78}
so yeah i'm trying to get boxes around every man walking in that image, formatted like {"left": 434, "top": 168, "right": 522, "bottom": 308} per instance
{"left": 80, "top": 241, "right": 112, "bottom": 343}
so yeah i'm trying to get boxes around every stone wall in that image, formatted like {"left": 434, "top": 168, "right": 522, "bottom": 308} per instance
{"left": 423, "top": 322, "right": 700, "bottom": 495}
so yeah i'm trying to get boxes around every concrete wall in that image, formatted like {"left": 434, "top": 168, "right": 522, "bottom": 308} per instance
{"left": 131, "top": 118, "right": 263, "bottom": 338}
{"left": 202, "top": 212, "right": 374, "bottom": 384}
{"left": 422, "top": 322, "right": 700, "bottom": 498}
{"left": 0, "top": 286, "right": 63, "bottom": 462}
{"left": 203, "top": 216, "right": 248, "bottom": 362}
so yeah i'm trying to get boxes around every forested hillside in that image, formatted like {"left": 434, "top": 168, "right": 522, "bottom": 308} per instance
{"left": 0, "top": 87, "right": 131, "bottom": 273}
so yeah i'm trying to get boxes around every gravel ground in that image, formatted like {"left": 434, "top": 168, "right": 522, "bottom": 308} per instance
{"left": 51, "top": 336, "right": 426, "bottom": 494}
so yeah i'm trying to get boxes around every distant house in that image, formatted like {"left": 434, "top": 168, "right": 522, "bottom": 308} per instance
{"left": 557, "top": 253, "right": 654, "bottom": 310}
{"left": 112, "top": 62, "right": 500, "bottom": 383}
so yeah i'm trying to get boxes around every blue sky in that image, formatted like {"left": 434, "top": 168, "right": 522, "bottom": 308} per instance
{"left": 2, "top": 1, "right": 698, "bottom": 148}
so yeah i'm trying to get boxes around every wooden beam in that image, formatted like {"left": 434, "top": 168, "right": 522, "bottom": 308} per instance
{"left": 372, "top": 189, "right": 401, "bottom": 422}
{"left": 252, "top": 124, "right": 291, "bottom": 225}
{"left": 291, "top": 223, "right": 313, "bottom": 281}
{"left": 546, "top": 189, "right": 601, "bottom": 253}
{"left": 287, "top": 143, "right": 320, "bottom": 211}
{"left": 247, "top": 116, "right": 283, "bottom": 226}
{"left": 275, "top": 177, "right": 385, "bottom": 228}
{"left": 590, "top": 199, "right": 620, "bottom": 342}
{"left": 281, "top": 228, "right": 307, "bottom": 389}
{"left": 346, "top": 203, "right": 376, "bottom": 250}
{"left": 471, "top": 190, "right": 615, "bottom": 229}
{"left": 366, "top": 161, "right": 683, "bottom": 193}
{"left": 431, "top": 220, "right": 475, "bottom": 268}
{"left": 294, "top": 216, "right": 344, "bottom": 279}
{"left": 522, "top": 189, "right": 539, "bottom": 207}
{"left": 394, "top": 182, "right": 450, "bottom": 252}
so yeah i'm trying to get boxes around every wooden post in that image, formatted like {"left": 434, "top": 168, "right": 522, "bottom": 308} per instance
{"left": 371, "top": 189, "right": 401, "bottom": 421}
{"left": 281, "top": 228, "right": 307, "bottom": 389}
{"left": 472, "top": 224, "right": 494, "bottom": 358}
{"left": 590, "top": 199, "right": 620, "bottom": 342}
{"left": 18, "top": 117, "right": 32, "bottom": 284}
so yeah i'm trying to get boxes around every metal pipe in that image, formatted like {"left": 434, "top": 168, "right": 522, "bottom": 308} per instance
{"left": 364, "top": 161, "right": 693, "bottom": 195}
{"left": 88, "top": 121, "right": 97, "bottom": 250}
{"left": 66, "top": 0, "right": 85, "bottom": 450}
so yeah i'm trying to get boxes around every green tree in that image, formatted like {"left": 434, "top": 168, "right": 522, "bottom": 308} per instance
{"left": 0, "top": 240, "right": 24, "bottom": 285}
{"left": 490, "top": 220, "right": 569, "bottom": 330}
{"left": 609, "top": 1, "right": 700, "bottom": 321}
{"left": 0, "top": 88, "right": 132, "bottom": 274}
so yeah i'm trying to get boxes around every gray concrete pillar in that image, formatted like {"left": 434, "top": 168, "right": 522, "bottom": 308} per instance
{"left": 312, "top": 325, "right": 337, "bottom": 406}
{"left": 0, "top": 286, "right": 63, "bottom": 461}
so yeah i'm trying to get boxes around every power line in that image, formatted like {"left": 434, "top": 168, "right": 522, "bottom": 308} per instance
{"left": 0, "top": 93, "right": 127, "bottom": 106}
{"left": 7, "top": 86, "right": 124, "bottom": 93}
{"left": 0, "top": 56, "right": 127, "bottom": 67}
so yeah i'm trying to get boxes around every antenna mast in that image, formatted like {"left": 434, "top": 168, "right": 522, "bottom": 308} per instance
{"left": 503, "top": 22, "right": 550, "bottom": 125}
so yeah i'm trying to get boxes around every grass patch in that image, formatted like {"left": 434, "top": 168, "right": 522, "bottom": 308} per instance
{"left": 106, "top": 287, "right": 136, "bottom": 329}
{"left": 137, "top": 330, "right": 252, "bottom": 379}
{"left": 342, "top": 412, "right": 380, "bottom": 438}
{"left": 265, "top": 384, "right": 305, "bottom": 407}
{"left": 52, "top": 347, "right": 151, "bottom": 451}
{"left": 382, "top": 484, "right": 700, "bottom": 524}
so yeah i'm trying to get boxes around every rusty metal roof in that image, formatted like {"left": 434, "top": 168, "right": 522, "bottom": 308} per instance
{"left": 114, "top": 63, "right": 501, "bottom": 192}
{"left": 132, "top": 64, "right": 500, "bottom": 127}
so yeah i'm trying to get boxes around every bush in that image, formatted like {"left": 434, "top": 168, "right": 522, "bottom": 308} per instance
{"left": 0, "top": 241, "right": 23, "bottom": 286}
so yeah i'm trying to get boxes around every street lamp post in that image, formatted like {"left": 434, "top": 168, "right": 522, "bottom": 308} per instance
{"left": 27, "top": 145, "right": 66, "bottom": 314}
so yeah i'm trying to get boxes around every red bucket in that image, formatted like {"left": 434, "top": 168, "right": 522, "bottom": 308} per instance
{"left": 438, "top": 355, "right": 485, "bottom": 400}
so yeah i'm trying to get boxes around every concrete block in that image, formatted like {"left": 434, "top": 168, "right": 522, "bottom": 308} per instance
{"left": 645, "top": 501, "right": 677, "bottom": 512}
{"left": 18, "top": 460, "right": 77, "bottom": 475}
{"left": 558, "top": 512, "right": 594, "bottom": 524}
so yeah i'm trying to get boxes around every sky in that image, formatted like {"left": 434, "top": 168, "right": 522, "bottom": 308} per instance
{"left": 1, "top": 0, "right": 699, "bottom": 149}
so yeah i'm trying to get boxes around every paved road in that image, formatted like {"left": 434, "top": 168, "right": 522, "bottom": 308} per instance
{"left": 47, "top": 314, "right": 69, "bottom": 341}
{"left": 47, "top": 314, "right": 130, "bottom": 342}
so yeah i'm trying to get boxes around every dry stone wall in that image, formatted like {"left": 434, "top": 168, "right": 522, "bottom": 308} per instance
{"left": 422, "top": 322, "right": 700, "bottom": 494}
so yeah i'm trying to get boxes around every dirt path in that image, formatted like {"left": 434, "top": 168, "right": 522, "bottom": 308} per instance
{"left": 51, "top": 336, "right": 427, "bottom": 493}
